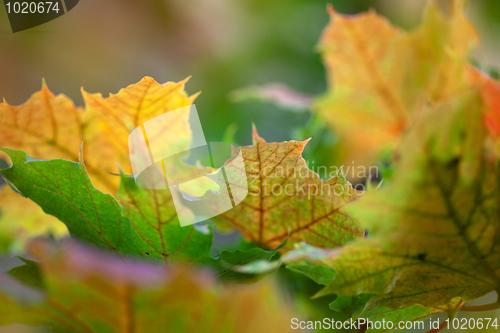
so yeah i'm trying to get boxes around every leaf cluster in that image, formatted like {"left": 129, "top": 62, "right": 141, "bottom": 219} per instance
{"left": 0, "top": 1, "right": 500, "bottom": 332}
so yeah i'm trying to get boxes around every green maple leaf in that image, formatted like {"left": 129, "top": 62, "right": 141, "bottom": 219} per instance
{"left": 286, "top": 263, "right": 335, "bottom": 286}
{"left": 0, "top": 148, "right": 281, "bottom": 282}
{"left": 118, "top": 174, "right": 282, "bottom": 282}
{"left": 329, "top": 294, "right": 376, "bottom": 318}
{"left": 6, "top": 257, "right": 44, "bottom": 290}
{"left": 286, "top": 92, "right": 500, "bottom": 327}
{"left": 0, "top": 148, "right": 140, "bottom": 256}
{"left": 117, "top": 174, "right": 213, "bottom": 264}
{"left": 360, "top": 305, "right": 442, "bottom": 333}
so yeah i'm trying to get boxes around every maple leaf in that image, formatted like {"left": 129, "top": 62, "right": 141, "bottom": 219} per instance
{"left": 118, "top": 173, "right": 281, "bottom": 281}
{"left": 287, "top": 92, "right": 500, "bottom": 320}
{"left": 0, "top": 188, "right": 67, "bottom": 253}
{"left": 283, "top": 245, "right": 447, "bottom": 331}
{"left": 469, "top": 67, "right": 500, "bottom": 140}
{"left": 0, "top": 77, "right": 197, "bottom": 251}
{"left": 0, "top": 239, "right": 295, "bottom": 333}
{"left": 329, "top": 294, "right": 376, "bottom": 318}
{"left": 0, "top": 148, "right": 141, "bottom": 256}
{"left": 0, "top": 81, "right": 83, "bottom": 161}
{"left": 286, "top": 263, "right": 335, "bottom": 286}
{"left": 6, "top": 257, "right": 43, "bottom": 290}
{"left": 359, "top": 303, "right": 451, "bottom": 333}
{"left": 117, "top": 174, "right": 208, "bottom": 263}
{"left": 0, "top": 81, "right": 84, "bottom": 251}
{"left": 483, "top": 79, "right": 500, "bottom": 139}
{"left": 81, "top": 76, "right": 198, "bottom": 181}
{"left": 315, "top": 0, "right": 478, "bottom": 173}
{"left": 0, "top": 148, "right": 282, "bottom": 282}
{"left": 211, "top": 128, "right": 364, "bottom": 250}
{"left": 0, "top": 80, "right": 118, "bottom": 191}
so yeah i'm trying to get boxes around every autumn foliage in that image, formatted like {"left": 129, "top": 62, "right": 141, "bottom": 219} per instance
{"left": 0, "top": 1, "right": 499, "bottom": 332}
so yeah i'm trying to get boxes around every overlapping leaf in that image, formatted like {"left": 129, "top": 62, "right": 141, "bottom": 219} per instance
{"left": 81, "top": 77, "right": 197, "bottom": 180}
{"left": 0, "top": 82, "right": 84, "bottom": 251}
{"left": 0, "top": 148, "right": 282, "bottom": 282}
{"left": 0, "top": 187, "right": 67, "bottom": 253}
{"left": 483, "top": 78, "right": 500, "bottom": 139}
{"left": 0, "top": 81, "right": 83, "bottom": 161}
{"left": 315, "top": 0, "right": 478, "bottom": 173}
{"left": 469, "top": 67, "right": 500, "bottom": 141}
{"left": 0, "top": 77, "right": 198, "bottom": 251}
{"left": 0, "top": 239, "right": 295, "bottom": 333}
{"left": 287, "top": 92, "right": 500, "bottom": 325}
{"left": 358, "top": 304, "right": 445, "bottom": 333}
{"left": 118, "top": 173, "right": 282, "bottom": 281}
{"left": 118, "top": 174, "right": 209, "bottom": 263}
{"left": 212, "top": 128, "right": 364, "bottom": 250}
{"left": 0, "top": 148, "right": 140, "bottom": 256}
{"left": 283, "top": 246, "right": 446, "bottom": 331}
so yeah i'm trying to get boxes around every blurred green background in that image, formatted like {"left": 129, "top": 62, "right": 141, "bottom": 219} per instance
{"left": 2, "top": 0, "right": 500, "bottom": 174}
{"left": 1, "top": 0, "right": 500, "bottom": 332}
{"left": 1, "top": 0, "right": 498, "bottom": 148}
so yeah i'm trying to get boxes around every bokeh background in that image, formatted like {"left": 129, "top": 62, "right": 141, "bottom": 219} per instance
{"left": 1, "top": 0, "right": 500, "bottom": 332}
{"left": 1, "top": 0, "right": 499, "bottom": 148}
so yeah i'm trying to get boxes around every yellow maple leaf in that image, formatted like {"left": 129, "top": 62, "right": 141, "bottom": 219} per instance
{"left": 0, "top": 77, "right": 197, "bottom": 251}
{"left": 0, "top": 188, "right": 68, "bottom": 253}
{"left": 315, "top": 0, "right": 478, "bottom": 176}
{"left": 81, "top": 77, "right": 198, "bottom": 186}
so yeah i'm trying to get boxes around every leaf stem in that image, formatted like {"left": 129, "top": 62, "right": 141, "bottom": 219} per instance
{"left": 462, "top": 301, "right": 500, "bottom": 312}
{"left": 462, "top": 293, "right": 500, "bottom": 312}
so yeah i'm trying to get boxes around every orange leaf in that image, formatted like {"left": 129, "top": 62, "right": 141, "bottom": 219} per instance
{"left": 316, "top": 1, "right": 478, "bottom": 174}
{"left": 212, "top": 128, "right": 364, "bottom": 250}
{"left": 483, "top": 79, "right": 500, "bottom": 138}
{"left": 0, "top": 81, "right": 83, "bottom": 161}
{"left": 469, "top": 68, "right": 500, "bottom": 139}
{"left": 0, "top": 82, "right": 84, "bottom": 250}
